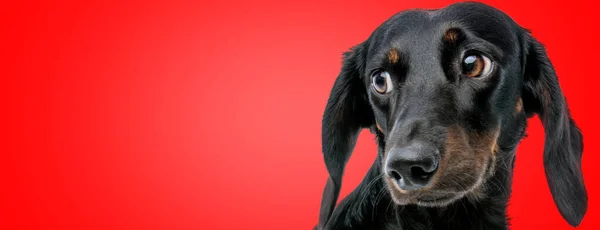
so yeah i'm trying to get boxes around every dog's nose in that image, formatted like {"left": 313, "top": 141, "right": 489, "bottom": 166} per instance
{"left": 385, "top": 141, "right": 439, "bottom": 191}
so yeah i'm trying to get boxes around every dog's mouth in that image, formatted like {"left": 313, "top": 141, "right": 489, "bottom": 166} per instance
{"left": 415, "top": 194, "right": 457, "bottom": 206}
{"left": 385, "top": 184, "right": 467, "bottom": 207}
{"left": 417, "top": 194, "right": 452, "bottom": 202}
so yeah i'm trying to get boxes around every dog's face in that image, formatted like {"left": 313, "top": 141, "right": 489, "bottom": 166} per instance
{"left": 364, "top": 4, "right": 526, "bottom": 207}
{"left": 318, "top": 2, "right": 587, "bottom": 228}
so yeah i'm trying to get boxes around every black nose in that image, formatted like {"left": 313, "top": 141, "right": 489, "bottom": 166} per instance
{"left": 385, "top": 141, "right": 439, "bottom": 191}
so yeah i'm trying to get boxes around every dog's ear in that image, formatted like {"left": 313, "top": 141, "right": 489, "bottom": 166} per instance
{"left": 318, "top": 43, "right": 373, "bottom": 229}
{"left": 521, "top": 33, "right": 587, "bottom": 227}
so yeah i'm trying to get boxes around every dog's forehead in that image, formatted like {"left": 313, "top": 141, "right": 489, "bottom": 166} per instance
{"left": 367, "top": 2, "right": 520, "bottom": 59}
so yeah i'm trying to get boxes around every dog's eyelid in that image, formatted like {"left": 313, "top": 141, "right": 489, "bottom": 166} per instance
{"left": 462, "top": 42, "right": 503, "bottom": 60}
{"left": 367, "top": 68, "right": 383, "bottom": 77}
{"left": 462, "top": 50, "right": 495, "bottom": 63}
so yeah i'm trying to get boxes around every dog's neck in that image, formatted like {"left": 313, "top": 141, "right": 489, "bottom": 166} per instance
{"left": 325, "top": 149, "right": 516, "bottom": 230}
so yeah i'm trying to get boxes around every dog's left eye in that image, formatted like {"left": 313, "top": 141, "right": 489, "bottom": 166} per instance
{"left": 462, "top": 54, "right": 493, "bottom": 78}
{"left": 372, "top": 71, "right": 393, "bottom": 94}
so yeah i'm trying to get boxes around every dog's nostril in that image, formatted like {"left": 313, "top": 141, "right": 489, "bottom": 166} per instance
{"left": 386, "top": 142, "right": 440, "bottom": 190}
{"left": 390, "top": 170, "right": 402, "bottom": 181}
{"left": 410, "top": 166, "right": 433, "bottom": 180}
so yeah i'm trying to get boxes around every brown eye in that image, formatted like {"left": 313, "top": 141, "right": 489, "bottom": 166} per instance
{"left": 372, "top": 71, "right": 393, "bottom": 94}
{"left": 461, "top": 54, "right": 492, "bottom": 78}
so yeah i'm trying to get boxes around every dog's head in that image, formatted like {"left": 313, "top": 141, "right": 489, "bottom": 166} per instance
{"left": 318, "top": 2, "right": 586, "bottom": 228}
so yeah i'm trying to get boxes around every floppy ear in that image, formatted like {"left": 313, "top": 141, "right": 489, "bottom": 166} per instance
{"left": 317, "top": 43, "right": 374, "bottom": 229}
{"left": 521, "top": 34, "right": 587, "bottom": 227}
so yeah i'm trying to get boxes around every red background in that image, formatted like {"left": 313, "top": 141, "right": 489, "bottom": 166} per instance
{"left": 2, "top": 0, "right": 598, "bottom": 229}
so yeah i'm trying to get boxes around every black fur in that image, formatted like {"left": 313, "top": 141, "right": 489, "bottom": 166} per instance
{"left": 316, "top": 2, "right": 587, "bottom": 229}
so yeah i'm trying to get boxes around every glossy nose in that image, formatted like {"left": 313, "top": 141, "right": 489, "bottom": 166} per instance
{"left": 385, "top": 141, "right": 439, "bottom": 191}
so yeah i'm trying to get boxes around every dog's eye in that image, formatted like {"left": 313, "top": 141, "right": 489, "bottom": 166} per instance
{"left": 462, "top": 54, "right": 492, "bottom": 78}
{"left": 372, "top": 71, "right": 393, "bottom": 94}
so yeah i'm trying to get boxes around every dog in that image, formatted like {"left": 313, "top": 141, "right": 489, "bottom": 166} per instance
{"left": 316, "top": 2, "right": 587, "bottom": 229}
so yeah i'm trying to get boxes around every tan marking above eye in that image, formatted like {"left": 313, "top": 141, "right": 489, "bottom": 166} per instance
{"left": 443, "top": 29, "right": 459, "bottom": 43}
{"left": 387, "top": 48, "right": 399, "bottom": 64}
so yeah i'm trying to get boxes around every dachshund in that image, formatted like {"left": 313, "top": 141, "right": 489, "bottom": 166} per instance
{"left": 316, "top": 2, "right": 587, "bottom": 229}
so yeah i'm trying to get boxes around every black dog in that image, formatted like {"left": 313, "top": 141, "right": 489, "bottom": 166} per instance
{"left": 316, "top": 2, "right": 587, "bottom": 229}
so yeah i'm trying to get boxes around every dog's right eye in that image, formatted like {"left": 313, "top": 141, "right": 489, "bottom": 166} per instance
{"left": 372, "top": 71, "right": 393, "bottom": 94}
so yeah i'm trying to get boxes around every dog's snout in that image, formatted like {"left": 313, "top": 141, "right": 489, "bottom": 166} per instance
{"left": 385, "top": 141, "right": 440, "bottom": 191}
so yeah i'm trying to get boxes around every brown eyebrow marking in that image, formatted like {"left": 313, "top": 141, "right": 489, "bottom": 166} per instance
{"left": 443, "top": 28, "right": 460, "bottom": 43}
{"left": 387, "top": 48, "right": 400, "bottom": 64}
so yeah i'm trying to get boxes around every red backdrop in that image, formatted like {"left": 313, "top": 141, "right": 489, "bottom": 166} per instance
{"left": 2, "top": 0, "right": 598, "bottom": 229}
